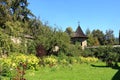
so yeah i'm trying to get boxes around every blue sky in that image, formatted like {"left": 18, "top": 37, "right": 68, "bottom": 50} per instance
{"left": 28, "top": 0, "right": 120, "bottom": 37}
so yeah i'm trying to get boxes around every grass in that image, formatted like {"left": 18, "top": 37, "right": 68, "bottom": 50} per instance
{"left": 24, "top": 62, "right": 119, "bottom": 80}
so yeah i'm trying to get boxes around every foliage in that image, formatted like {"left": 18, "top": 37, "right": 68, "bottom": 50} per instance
{"left": 104, "top": 30, "right": 115, "bottom": 45}
{"left": 92, "top": 29, "right": 105, "bottom": 45}
{"left": 34, "top": 24, "right": 71, "bottom": 55}
{"left": 119, "top": 30, "right": 120, "bottom": 45}
{"left": 65, "top": 27, "right": 73, "bottom": 37}
{"left": 0, "top": 29, "right": 12, "bottom": 54}
{"left": 0, "top": 0, "right": 118, "bottom": 58}
{"left": 0, "top": 0, "right": 36, "bottom": 55}
{"left": 86, "top": 28, "right": 116, "bottom": 46}
{"left": 64, "top": 42, "right": 82, "bottom": 56}
{"left": 4, "top": 21, "right": 24, "bottom": 36}
{"left": 0, "top": 21, "right": 31, "bottom": 54}
{"left": 81, "top": 48, "right": 94, "bottom": 57}
{"left": 9, "top": 53, "right": 40, "bottom": 70}
{"left": 87, "top": 46, "right": 120, "bottom": 65}
{"left": 79, "top": 56, "right": 98, "bottom": 63}
{"left": 86, "top": 29, "right": 99, "bottom": 46}
{"left": 114, "top": 37, "right": 119, "bottom": 45}
{"left": 0, "top": 53, "right": 40, "bottom": 78}
{"left": 86, "top": 31, "right": 99, "bottom": 46}
{"left": 42, "top": 55, "right": 99, "bottom": 67}
{"left": 26, "top": 39, "right": 36, "bottom": 54}
{"left": 43, "top": 55, "right": 58, "bottom": 66}
{"left": 0, "top": 15, "right": 73, "bottom": 56}
{"left": 0, "top": 0, "right": 34, "bottom": 24}
{"left": 11, "top": 62, "right": 27, "bottom": 80}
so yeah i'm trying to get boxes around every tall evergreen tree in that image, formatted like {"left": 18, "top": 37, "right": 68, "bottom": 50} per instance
{"left": 0, "top": 0, "right": 12, "bottom": 26}
{"left": 11, "top": 0, "right": 34, "bottom": 21}
{"left": 104, "top": 30, "right": 115, "bottom": 45}
{"left": 86, "top": 28, "right": 91, "bottom": 36}
{"left": 86, "top": 29, "right": 99, "bottom": 46}
{"left": 0, "top": 0, "right": 34, "bottom": 25}
{"left": 92, "top": 29, "right": 104, "bottom": 45}
{"left": 119, "top": 30, "right": 120, "bottom": 45}
{"left": 0, "top": 0, "right": 34, "bottom": 54}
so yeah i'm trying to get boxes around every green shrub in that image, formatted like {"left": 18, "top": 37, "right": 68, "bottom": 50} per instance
{"left": 82, "top": 48, "right": 94, "bottom": 57}
{"left": 59, "top": 59, "right": 68, "bottom": 64}
{"left": 41, "top": 55, "right": 99, "bottom": 67}
{"left": 0, "top": 53, "right": 40, "bottom": 77}
{"left": 65, "top": 43, "right": 82, "bottom": 57}
{"left": 79, "top": 56, "right": 99, "bottom": 63}
{"left": 43, "top": 55, "right": 58, "bottom": 67}
{"left": 88, "top": 46, "right": 120, "bottom": 63}
{"left": 68, "top": 57, "right": 78, "bottom": 64}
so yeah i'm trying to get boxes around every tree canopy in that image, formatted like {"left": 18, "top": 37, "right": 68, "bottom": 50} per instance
{"left": 0, "top": 0, "right": 119, "bottom": 57}
{"left": 0, "top": 0, "right": 73, "bottom": 56}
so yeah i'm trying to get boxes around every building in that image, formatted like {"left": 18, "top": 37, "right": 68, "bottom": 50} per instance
{"left": 71, "top": 24, "right": 88, "bottom": 49}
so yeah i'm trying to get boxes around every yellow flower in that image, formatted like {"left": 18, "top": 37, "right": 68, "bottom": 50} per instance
{"left": 12, "top": 63, "right": 16, "bottom": 67}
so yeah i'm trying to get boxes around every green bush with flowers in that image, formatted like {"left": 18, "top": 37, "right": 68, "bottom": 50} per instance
{"left": 59, "top": 59, "right": 68, "bottom": 65}
{"left": 0, "top": 53, "right": 40, "bottom": 77}
{"left": 0, "top": 57, "right": 12, "bottom": 76}
{"left": 27, "top": 54, "right": 40, "bottom": 69}
{"left": 0, "top": 52, "right": 100, "bottom": 79}
{"left": 79, "top": 56, "right": 99, "bottom": 63}
{"left": 43, "top": 55, "right": 58, "bottom": 66}
{"left": 67, "top": 57, "right": 78, "bottom": 64}
{"left": 9, "top": 53, "right": 40, "bottom": 70}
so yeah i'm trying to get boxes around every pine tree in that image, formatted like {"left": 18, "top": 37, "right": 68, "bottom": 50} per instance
{"left": 104, "top": 30, "right": 115, "bottom": 45}
{"left": 11, "top": 0, "right": 34, "bottom": 21}
{"left": 0, "top": 0, "right": 34, "bottom": 24}
{"left": 119, "top": 30, "right": 120, "bottom": 45}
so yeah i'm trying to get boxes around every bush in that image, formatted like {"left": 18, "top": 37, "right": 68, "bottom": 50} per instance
{"left": 43, "top": 55, "right": 58, "bottom": 67}
{"left": 35, "top": 26, "right": 71, "bottom": 56}
{"left": 65, "top": 42, "right": 82, "bottom": 57}
{"left": 87, "top": 46, "right": 120, "bottom": 63}
{"left": 79, "top": 56, "right": 98, "bottom": 63}
{"left": 0, "top": 53, "right": 40, "bottom": 77}
{"left": 82, "top": 48, "right": 94, "bottom": 57}
{"left": 41, "top": 55, "right": 99, "bottom": 67}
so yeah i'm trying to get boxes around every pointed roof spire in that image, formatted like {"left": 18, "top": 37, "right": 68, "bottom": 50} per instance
{"left": 72, "top": 23, "right": 88, "bottom": 38}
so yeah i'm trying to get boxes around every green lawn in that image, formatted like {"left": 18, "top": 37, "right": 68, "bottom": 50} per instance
{"left": 24, "top": 62, "right": 120, "bottom": 80}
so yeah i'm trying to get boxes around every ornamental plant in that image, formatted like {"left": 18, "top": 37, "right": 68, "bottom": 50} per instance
{"left": 0, "top": 53, "right": 40, "bottom": 78}
{"left": 9, "top": 53, "right": 40, "bottom": 70}
{"left": 27, "top": 54, "right": 40, "bottom": 70}
{"left": 79, "top": 56, "right": 98, "bottom": 63}
{"left": 59, "top": 59, "right": 68, "bottom": 65}
{"left": 43, "top": 55, "right": 58, "bottom": 67}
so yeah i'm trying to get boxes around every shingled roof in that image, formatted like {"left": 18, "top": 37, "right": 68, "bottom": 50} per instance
{"left": 72, "top": 25, "right": 88, "bottom": 38}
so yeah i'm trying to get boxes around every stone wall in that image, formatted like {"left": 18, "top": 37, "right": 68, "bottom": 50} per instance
{"left": 81, "top": 40, "right": 87, "bottom": 50}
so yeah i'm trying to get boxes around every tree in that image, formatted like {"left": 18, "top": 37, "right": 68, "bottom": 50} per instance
{"left": 65, "top": 27, "right": 73, "bottom": 37}
{"left": 119, "top": 30, "right": 120, "bottom": 45}
{"left": 0, "top": 0, "right": 12, "bottom": 26}
{"left": 104, "top": 30, "right": 115, "bottom": 45}
{"left": 11, "top": 0, "right": 34, "bottom": 21}
{"left": 0, "top": 28, "right": 12, "bottom": 54}
{"left": 0, "top": 0, "right": 34, "bottom": 25}
{"left": 0, "top": 0, "right": 34, "bottom": 54}
{"left": 0, "top": 0, "right": 81, "bottom": 56}
{"left": 34, "top": 24, "right": 71, "bottom": 55}
{"left": 92, "top": 29, "right": 104, "bottom": 45}
{"left": 86, "top": 28, "right": 91, "bottom": 36}
{"left": 86, "top": 29, "right": 99, "bottom": 46}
